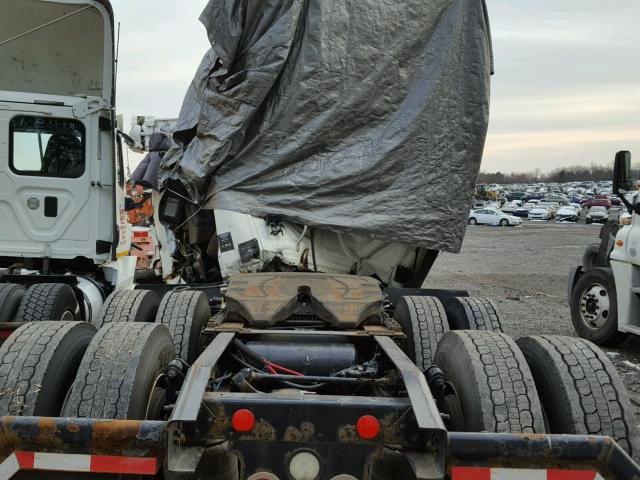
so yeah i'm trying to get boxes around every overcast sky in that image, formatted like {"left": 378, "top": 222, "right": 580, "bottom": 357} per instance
{"left": 111, "top": 0, "right": 640, "bottom": 174}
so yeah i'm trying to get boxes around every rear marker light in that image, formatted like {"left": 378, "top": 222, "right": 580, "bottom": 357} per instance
{"left": 356, "top": 415, "right": 380, "bottom": 440}
{"left": 231, "top": 409, "right": 255, "bottom": 432}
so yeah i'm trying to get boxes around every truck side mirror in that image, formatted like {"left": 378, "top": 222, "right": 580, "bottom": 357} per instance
{"left": 613, "top": 151, "right": 632, "bottom": 195}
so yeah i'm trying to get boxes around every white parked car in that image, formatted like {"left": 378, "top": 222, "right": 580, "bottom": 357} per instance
{"left": 555, "top": 206, "right": 579, "bottom": 222}
{"left": 528, "top": 207, "right": 552, "bottom": 221}
{"left": 501, "top": 202, "right": 518, "bottom": 213}
{"left": 468, "top": 208, "right": 522, "bottom": 226}
{"left": 586, "top": 206, "right": 609, "bottom": 224}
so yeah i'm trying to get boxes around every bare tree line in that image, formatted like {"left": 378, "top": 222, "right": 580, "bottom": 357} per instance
{"left": 478, "top": 164, "right": 640, "bottom": 184}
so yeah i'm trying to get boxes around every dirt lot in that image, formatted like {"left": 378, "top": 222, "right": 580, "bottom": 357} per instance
{"left": 428, "top": 221, "right": 640, "bottom": 418}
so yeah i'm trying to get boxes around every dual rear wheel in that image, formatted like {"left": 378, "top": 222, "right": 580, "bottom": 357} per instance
{"left": 0, "top": 288, "right": 210, "bottom": 423}
{"left": 395, "top": 294, "right": 639, "bottom": 459}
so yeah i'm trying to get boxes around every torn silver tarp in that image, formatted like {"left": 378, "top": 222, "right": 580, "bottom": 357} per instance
{"left": 160, "top": 0, "right": 493, "bottom": 253}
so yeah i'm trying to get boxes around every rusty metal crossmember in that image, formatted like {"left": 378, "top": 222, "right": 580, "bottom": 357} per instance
{"left": 0, "top": 417, "right": 165, "bottom": 457}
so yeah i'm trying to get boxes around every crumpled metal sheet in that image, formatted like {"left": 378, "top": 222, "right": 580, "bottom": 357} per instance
{"left": 160, "top": 0, "right": 493, "bottom": 253}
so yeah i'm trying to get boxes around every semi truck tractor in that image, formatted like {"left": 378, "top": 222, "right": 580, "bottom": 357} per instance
{"left": 0, "top": 1, "right": 639, "bottom": 480}
{"left": 569, "top": 151, "right": 640, "bottom": 346}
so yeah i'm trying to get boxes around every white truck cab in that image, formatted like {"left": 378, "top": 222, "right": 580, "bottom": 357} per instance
{"left": 0, "top": 0, "right": 135, "bottom": 322}
{"left": 569, "top": 151, "right": 640, "bottom": 345}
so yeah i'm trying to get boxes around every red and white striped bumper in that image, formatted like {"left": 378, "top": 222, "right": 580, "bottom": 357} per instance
{"left": 452, "top": 467, "right": 604, "bottom": 480}
{"left": 0, "top": 451, "right": 158, "bottom": 478}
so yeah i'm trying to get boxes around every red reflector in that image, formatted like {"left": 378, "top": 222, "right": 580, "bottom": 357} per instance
{"left": 356, "top": 415, "right": 380, "bottom": 440}
{"left": 232, "top": 409, "right": 256, "bottom": 432}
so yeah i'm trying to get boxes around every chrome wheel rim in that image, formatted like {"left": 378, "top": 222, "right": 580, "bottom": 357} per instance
{"left": 579, "top": 283, "right": 610, "bottom": 329}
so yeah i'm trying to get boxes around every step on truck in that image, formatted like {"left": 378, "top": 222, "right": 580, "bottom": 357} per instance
{"left": 569, "top": 151, "right": 640, "bottom": 347}
{"left": 1, "top": 1, "right": 640, "bottom": 479}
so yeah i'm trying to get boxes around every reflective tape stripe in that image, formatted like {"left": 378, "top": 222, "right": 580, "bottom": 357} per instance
{"left": 0, "top": 451, "right": 158, "bottom": 478}
{"left": 0, "top": 454, "right": 20, "bottom": 479}
{"left": 548, "top": 470, "right": 601, "bottom": 480}
{"left": 451, "top": 467, "right": 600, "bottom": 480}
{"left": 34, "top": 452, "right": 90, "bottom": 471}
{"left": 90, "top": 455, "right": 158, "bottom": 475}
{"left": 14, "top": 452, "right": 34, "bottom": 469}
{"left": 452, "top": 466, "right": 491, "bottom": 479}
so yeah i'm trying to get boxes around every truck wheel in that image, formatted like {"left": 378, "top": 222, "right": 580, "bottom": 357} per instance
{"left": 14, "top": 283, "right": 79, "bottom": 321}
{"left": 445, "top": 297, "right": 503, "bottom": 332}
{"left": 517, "top": 335, "right": 640, "bottom": 459}
{"left": 94, "top": 289, "right": 160, "bottom": 328}
{"left": 155, "top": 290, "right": 210, "bottom": 363}
{"left": 434, "top": 331, "right": 545, "bottom": 433}
{"left": 393, "top": 296, "right": 449, "bottom": 370}
{"left": 0, "top": 321, "right": 95, "bottom": 416}
{"left": 582, "top": 242, "right": 600, "bottom": 271}
{"left": 0, "top": 283, "right": 26, "bottom": 321}
{"left": 570, "top": 267, "right": 627, "bottom": 346}
{"left": 63, "top": 323, "right": 175, "bottom": 420}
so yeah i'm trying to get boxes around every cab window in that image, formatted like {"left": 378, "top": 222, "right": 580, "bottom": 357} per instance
{"left": 9, "top": 116, "right": 85, "bottom": 178}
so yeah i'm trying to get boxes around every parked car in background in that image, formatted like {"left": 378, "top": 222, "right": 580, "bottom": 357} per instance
{"left": 609, "top": 195, "right": 622, "bottom": 206}
{"left": 570, "top": 202, "right": 582, "bottom": 213}
{"left": 506, "top": 192, "right": 528, "bottom": 202}
{"left": 501, "top": 202, "right": 518, "bottom": 213}
{"left": 581, "top": 197, "right": 612, "bottom": 209}
{"left": 544, "top": 194, "right": 570, "bottom": 205}
{"left": 586, "top": 206, "right": 609, "bottom": 224}
{"left": 528, "top": 207, "right": 552, "bottom": 221}
{"left": 513, "top": 206, "right": 530, "bottom": 217}
{"left": 469, "top": 208, "right": 522, "bottom": 226}
{"left": 538, "top": 202, "right": 559, "bottom": 216}
{"left": 555, "top": 206, "right": 579, "bottom": 222}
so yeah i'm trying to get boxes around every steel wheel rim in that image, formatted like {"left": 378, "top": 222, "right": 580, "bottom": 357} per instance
{"left": 579, "top": 283, "right": 611, "bottom": 329}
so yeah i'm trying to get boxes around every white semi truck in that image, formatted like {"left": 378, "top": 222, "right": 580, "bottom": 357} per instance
{"left": 0, "top": 2, "right": 638, "bottom": 480}
{"left": 569, "top": 151, "right": 640, "bottom": 346}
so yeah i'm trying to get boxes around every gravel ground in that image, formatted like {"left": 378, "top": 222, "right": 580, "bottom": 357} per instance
{"left": 427, "top": 220, "right": 640, "bottom": 418}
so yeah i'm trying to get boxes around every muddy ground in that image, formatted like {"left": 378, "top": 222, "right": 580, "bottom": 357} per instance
{"left": 427, "top": 221, "right": 640, "bottom": 419}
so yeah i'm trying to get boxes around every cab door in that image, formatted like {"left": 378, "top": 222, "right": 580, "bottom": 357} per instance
{"left": 0, "top": 105, "right": 97, "bottom": 260}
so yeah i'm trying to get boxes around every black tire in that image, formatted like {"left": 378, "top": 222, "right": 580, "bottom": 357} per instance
{"left": 155, "top": 290, "right": 210, "bottom": 363}
{"left": 582, "top": 242, "right": 600, "bottom": 271}
{"left": 94, "top": 289, "right": 159, "bottom": 328}
{"left": 14, "top": 283, "right": 79, "bottom": 322}
{"left": 62, "top": 322, "right": 175, "bottom": 420}
{"left": 393, "top": 296, "right": 449, "bottom": 371}
{"left": 434, "top": 330, "right": 545, "bottom": 433}
{"left": 570, "top": 267, "right": 627, "bottom": 346}
{"left": 0, "top": 321, "right": 96, "bottom": 416}
{"left": 517, "top": 335, "right": 640, "bottom": 459}
{"left": 499, "top": 218, "right": 509, "bottom": 226}
{"left": 0, "top": 283, "right": 26, "bottom": 321}
{"left": 468, "top": 217, "right": 477, "bottom": 225}
{"left": 445, "top": 296, "right": 503, "bottom": 332}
